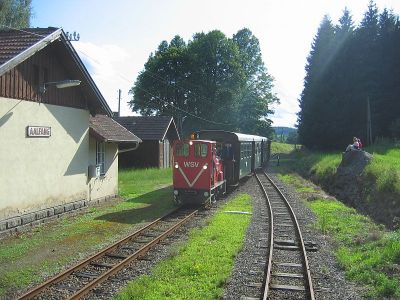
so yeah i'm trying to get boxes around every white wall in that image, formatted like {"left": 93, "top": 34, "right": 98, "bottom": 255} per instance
{"left": 0, "top": 97, "right": 118, "bottom": 220}
{"left": 88, "top": 137, "right": 118, "bottom": 201}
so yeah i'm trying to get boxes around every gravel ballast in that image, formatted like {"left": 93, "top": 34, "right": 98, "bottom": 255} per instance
{"left": 223, "top": 171, "right": 365, "bottom": 299}
{"left": 15, "top": 171, "right": 365, "bottom": 299}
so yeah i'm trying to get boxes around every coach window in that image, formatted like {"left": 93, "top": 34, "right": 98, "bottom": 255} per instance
{"left": 176, "top": 143, "right": 189, "bottom": 157}
{"left": 194, "top": 143, "right": 208, "bottom": 157}
{"left": 96, "top": 141, "right": 105, "bottom": 175}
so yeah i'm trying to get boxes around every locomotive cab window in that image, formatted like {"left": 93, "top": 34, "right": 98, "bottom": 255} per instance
{"left": 194, "top": 143, "right": 208, "bottom": 157}
{"left": 176, "top": 143, "right": 189, "bottom": 157}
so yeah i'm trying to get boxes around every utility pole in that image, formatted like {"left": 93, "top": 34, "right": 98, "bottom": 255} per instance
{"left": 367, "top": 96, "right": 372, "bottom": 145}
{"left": 118, "top": 89, "right": 121, "bottom": 117}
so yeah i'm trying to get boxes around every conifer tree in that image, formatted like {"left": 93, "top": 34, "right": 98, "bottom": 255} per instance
{"left": 298, "top": 15, "right": 335, "bottom": 148}
{"left": 298, "top": 1, "right": 400, "bottom": 148}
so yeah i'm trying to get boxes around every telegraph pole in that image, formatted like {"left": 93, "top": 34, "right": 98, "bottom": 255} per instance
{"left": 367, "top": 97, "right": 372, "bottom": 145}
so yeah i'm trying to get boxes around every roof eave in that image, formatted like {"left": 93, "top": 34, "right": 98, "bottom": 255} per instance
{"left": 0, "top": 28, "right": 63, "bottom": 77}
{"left": 105, "top": 139, "right": 142, "bottom": 143}
{"left": 59, "top": 31, "right": 112, "bottom": 116}
{"left": 161, "top": 117, "right": 180, "bottom": 141}
{"left": 0, "top": 28, "right": 113, "bottom": 116}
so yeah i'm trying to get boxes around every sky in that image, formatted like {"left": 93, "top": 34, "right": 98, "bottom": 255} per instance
{"left": 31, "top": 0, "right": 400, "bottom": 128}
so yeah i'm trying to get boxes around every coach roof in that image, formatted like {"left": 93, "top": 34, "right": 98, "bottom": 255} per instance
{"left": 197, "top": 130, "right": 268, "bottom": 142}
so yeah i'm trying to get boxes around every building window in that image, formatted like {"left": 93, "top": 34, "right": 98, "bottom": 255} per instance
{"left": 96, "top": 141, "right": 105, "bottom": 175}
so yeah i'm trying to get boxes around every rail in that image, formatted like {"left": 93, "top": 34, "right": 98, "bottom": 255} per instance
{"left": 255, "top": 171, "right": 315, "bottom": 300}
{"left": 18, "top": 207, "right": 198, "bottom": 300}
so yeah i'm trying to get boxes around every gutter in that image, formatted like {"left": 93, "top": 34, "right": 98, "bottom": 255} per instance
{"left": 118, "top": 142, "right": 140, "bottom": 153}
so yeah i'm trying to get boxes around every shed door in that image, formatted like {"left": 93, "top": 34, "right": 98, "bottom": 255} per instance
{"left": 163, "top": 140, "right": 170, "bottom": 168}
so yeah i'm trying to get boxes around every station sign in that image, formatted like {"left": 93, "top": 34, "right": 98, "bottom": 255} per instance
{"left": 27, "top": 126, "right": 51, "bottom": 137}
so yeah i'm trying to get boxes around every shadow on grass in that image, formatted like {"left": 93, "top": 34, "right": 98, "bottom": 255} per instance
{"left": 95, "top": 187, "right": 174, "bottom": 225}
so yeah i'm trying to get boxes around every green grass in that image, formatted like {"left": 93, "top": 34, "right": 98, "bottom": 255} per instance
{"left": 310, "top": 199, "right": 400, "bottom": 299}
{"left": 283, "top": 142, "right": 400, "bottom": 209}
{"left": 0, "top": 168, "right": 174, "bottom": 296}
{"left": 119, "top": 167, "right": 172, "bottom": 198}
{"left": 364, "top": 145, "right": 400, "bottom": 194}
{"left": 115, "top": 194, "right": 253, "bottom": 300}
{"left": 276, "top": 171, "right": 400, "bottom": 299}
{"left": 271, "top": 142, "right": 297, "bottom": 155}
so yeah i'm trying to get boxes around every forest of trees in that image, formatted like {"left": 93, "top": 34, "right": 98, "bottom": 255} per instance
{"left": 129, "top": 29, "right": 278, "bottom": 138}
{"left": 297, "top": 1, "right": 400, "bottom": 150}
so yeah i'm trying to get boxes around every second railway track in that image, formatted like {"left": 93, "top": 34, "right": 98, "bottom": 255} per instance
{"left": 255, "top": 170, "right": 315, "bottom": 300}
{"left": 17, "top": 207, "right": 198, "bottom": 300}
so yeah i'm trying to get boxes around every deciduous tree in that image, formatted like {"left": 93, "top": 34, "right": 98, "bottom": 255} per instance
{"left": 0, "top": 0, "right": 31, "bottom": 29}
{"left": 129, "top": 29, "right": 278, "bottom": 138}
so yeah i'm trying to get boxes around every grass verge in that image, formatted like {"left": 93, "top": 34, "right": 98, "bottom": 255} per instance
{"left": 0, "top": 168, "right": 174, "bottom": 296}
{"left": 288, "top": 142, "right": 400, "bottom": 201}
{"left": 271, "top": 142, "right": 297, "bottom": 155}
{"left": 277, "top": 172, "right": 400, "bottom": 299}
{"left": 115, "top": 194, "right": 252, "bottom": 300}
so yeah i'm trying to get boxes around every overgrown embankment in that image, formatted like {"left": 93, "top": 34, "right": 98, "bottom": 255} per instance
{"left": 271, "top": 142, "right": 400, "bottom": 298}
{"left": 288, "top": 142, "right": 400, "bottom": 228}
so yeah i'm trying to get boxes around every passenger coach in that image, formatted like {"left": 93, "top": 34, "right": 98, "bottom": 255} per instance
{"left": 197, "top": 130, "right": 271, "bottom": 185}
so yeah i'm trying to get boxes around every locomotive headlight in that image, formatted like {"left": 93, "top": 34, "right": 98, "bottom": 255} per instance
{"left": 174, "top": 190, "right": 179, "bottom": 195}
{"left": 203, "top": 165, "right": 208, "bottom": 170}
{"left": 204, "top": 192, "right": 209, "bottom": 197}
{"left": 189, "top": 141, "right": 193, "bottom": 145}
{"left": 174, "top": 163, "right": 179, "bottom": 169}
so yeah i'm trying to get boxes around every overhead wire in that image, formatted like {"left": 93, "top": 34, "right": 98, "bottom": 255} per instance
{"left": 75, "top": 48, "right": 233, "bottom": 126}
{"left": 2, "top": 24, "right": 234, "bottom": 126}
{"left": 138, "top": 69, "right": 231, "bottom": 115}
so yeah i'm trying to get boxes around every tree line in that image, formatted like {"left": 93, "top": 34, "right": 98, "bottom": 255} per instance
{"left": 1, "top": 2, "right": 279, "bottom": 139}
{"left": 129, "top": 29, "right": 278, "bottom": 138}
{"left": 298, "top": 1, "right": 400, "bottom": 150}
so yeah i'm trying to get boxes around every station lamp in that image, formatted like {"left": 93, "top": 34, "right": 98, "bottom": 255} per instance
{"left": 40, "top": 80, "right": 81, "bottom": 93}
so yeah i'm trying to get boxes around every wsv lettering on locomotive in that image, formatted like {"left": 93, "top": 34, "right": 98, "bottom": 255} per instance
{"left": 183, "top": 161, "right": 199, "bottom": 168}
{"left": 172, "top": 131, "right": 270, "bottom": 207}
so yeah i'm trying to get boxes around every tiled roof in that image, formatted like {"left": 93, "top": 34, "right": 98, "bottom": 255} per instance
{"left": 0, "top": 27, "right": 58, "bottom": 66}
{"left": 0, "top": 27, "right": 112, "bottom": 116}
{"left": 89, "top": 115, "right": 142, "bottom": 143}
{"left": 113, "top": 116, "right": 177, "bottom": 140}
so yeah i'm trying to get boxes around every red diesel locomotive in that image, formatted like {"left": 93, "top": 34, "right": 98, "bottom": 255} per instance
{"left": 172, "top": 139, "right": 226, "bottom": 206}
{"left": 172, "top": 130, "right": 270, "bottom": 206}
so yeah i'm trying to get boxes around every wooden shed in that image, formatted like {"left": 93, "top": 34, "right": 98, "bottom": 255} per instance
{"left": 114, "top": 116, "right": 180, "bottom": 168}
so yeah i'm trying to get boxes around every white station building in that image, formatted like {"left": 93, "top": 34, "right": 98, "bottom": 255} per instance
{"left": 0, "top": 27, "right": 141, "bottom": 233}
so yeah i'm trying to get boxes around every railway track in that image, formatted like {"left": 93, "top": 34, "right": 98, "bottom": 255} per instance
{"left": 17, "top": 207, "right": 198, "bottom": 300}
{"left": 255, "top": 170, "right": 315, "bottom": 300}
